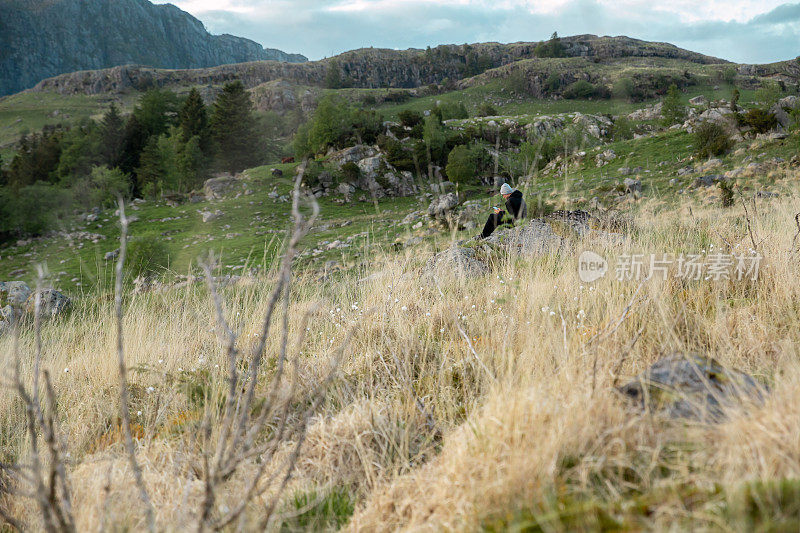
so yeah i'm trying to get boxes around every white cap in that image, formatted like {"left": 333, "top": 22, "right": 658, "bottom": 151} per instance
{"left": 500, "top": 183, "right": 514, "bottom": 195}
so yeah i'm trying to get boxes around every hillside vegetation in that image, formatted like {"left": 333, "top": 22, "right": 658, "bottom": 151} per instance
{"left": 1, "top": 33, "right": 800, "bottom": 531}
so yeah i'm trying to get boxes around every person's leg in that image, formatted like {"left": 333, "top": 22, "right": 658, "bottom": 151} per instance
{"left": 481, "top": 212, "right": 505, "bottom": 238}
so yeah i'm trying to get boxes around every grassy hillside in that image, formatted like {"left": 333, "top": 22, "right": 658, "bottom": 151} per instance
{"left": 2, "top": 171, "right": 800, "bottom": 529}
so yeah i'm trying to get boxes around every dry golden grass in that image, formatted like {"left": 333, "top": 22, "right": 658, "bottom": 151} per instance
{"left": 3, "top": 188, "right": 800, "bottom": 530}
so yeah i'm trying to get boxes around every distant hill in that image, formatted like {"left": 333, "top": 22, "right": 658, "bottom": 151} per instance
{"left": 0, "top": 0, "right": 307, "bottom": 96}
{"left": 25, "top": 34, "right": 731, "bottom": 97}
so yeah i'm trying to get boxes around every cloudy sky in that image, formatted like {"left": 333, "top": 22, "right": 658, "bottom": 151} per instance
{"left": 153, "top": 0, "right": 800, "bottom": 63}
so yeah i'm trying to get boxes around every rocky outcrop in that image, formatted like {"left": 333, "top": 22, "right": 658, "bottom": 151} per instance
{"left": 0, "top": 0, "right": 306, "bottom": 96}
{"left": 27, "top": 34, "right": 729, "bottom": 97}
{"left": 618, "top": 354, "right": 766, "bottom": 422}
{"left": 326, "top": 145, "right": 417, "bottom": 198}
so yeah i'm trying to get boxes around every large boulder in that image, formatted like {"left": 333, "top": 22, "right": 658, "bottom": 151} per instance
{"left": 485, "top": 219, "right": 564, "bottom": 257}
{"left": 618, "top": 354, "right": 766, "bottom": 422}
{"left": 423, "top": 245, "right": 488, "bottom": 278}
{"left": 24, "top": 289, "right": 71, "bottom": 318}
{"left": 427, "top": 193, "right": 459, "bottom": 220}
{"left": 770, "top": 96, "right": 800, "bottom": 129}
{"left": 203, "top": 174, "right": 241, "bottom": 200}
{"left": 0, "top": 281, "right": 32, "bottom": 307}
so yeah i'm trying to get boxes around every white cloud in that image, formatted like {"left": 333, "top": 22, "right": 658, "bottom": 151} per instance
{"left": 151, "top": 0, "right": 800, "bottom": 63}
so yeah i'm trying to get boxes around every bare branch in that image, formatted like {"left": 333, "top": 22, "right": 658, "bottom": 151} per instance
{"left": 115, "top": 198, "right": 156, "bottom": 533}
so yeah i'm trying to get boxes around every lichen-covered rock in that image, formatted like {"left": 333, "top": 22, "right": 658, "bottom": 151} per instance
{"left": 0, "top": 281, "right": 32, "bottom": 308}
{"left": 486, "top": 219, "right": 564, "bottom": 257}
{"left": 427, "top": 193, "right": 459, "bottom": 220}
{"left": 423, "top": 246, "right": 488, "bottom": 278}
{"left": 618, "top": 354, "right": 766, "bottom": 422}
{"left": 203, "top": 175, "right": 241, "bottom": 200}
{"left": 24, "top": 289, "right": 71, "bottom": 318}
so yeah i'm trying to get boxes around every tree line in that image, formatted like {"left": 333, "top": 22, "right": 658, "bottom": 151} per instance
{"left": 0, "top": 81, "right": 269, "bottom": 242}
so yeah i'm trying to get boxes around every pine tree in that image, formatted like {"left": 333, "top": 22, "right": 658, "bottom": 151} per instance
{"left": 179, "top": 88, "right": 210, "bottom": 150}
{"left": 209, "top": 81, "right": 261, "bottom": 172}
{"left": 119, "top": 114, "right": 149, "bottom": 181}
{"left": 100, "top": 103, "right": 125, "bottom": 168}
{"left": 661, "top": 84, "right": 686, "bottom": 127}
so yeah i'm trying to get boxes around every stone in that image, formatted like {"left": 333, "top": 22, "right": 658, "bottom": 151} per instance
{"left": 427, "top": 193, "right": 459, "bottom": 220}
{"left": 618, "top": 354, "right": 766, "bottom": 422}
{"left": 25, "top": 289, "right": 71, "bottom": 318}
{"left": 689, "top": 95, "right": 708, "bottom": 106}
{"left": 623, "top": 178, "right": 642, "bottom": 195}
{"left": 328, "top": 144, "right": 379, "bottom": 167}
{"left": 199, "top": 209, "right": 223, "bottom": 222}
{"left": 694, "top": 174, "right": 725, "bottom": 187}
{"left": 203, "top": 174, "right": 240, "bottom": 200}
{"left": 485, "top": 219, "right": 564, "bottom": 257}
{"left": 0, "top": 281, "right": 32, "bottom": 308}
{"left": 423, "top": 245, "right": 488, "bottom": 278}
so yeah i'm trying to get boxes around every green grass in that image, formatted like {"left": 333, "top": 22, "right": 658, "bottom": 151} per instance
{"left": 0, "top": 92, "right": 139, "bottom": 160}
{"left": 279, "top": 488, "right": 355, "bottom": 532}
{"left": 0, "top": 162, "right": 439, "bottom": 294}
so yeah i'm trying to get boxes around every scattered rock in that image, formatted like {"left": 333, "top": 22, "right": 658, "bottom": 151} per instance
{"left": 199, "top": 209, "right": 224, "bottom": 223}
{"left": 618, "top": 354, "right": 766, "bottom": 422}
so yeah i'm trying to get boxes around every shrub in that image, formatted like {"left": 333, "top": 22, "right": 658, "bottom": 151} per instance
{"left": 739, "top": 108, "right": 778, "bottom": 134}
{"left": 611, "top": 117, "right": 635, "bottom": 141}
{"left": 75, "top": 165, "right": 131, "bottom": 209}
{"left": 661, "top": 84, "right": 686, "bottom": 126}
{"left": 398, "top": 110, "right": 424, "bottom": 128}
{"left": 126, "top": 235, "right": 170, "bottom": 278}
{"left": 613, "top": 78, "right": 636, "bottom": 101}
{"left": 476, "top": 103, "right": 498, "bottom": 117}
{"left": 0, "top": 182, "right": 72, "bottom": 240}
{"left": 445, "top": 145, "right": 477, "bottom": 185}
{"left": 535, "top": 32, "right": 567, "bottom": 58}
{"left": 340, "top": 161, "right": 360, "bottom": 182}
{"left": 563, "top": 80, "right": 597, "bottom": 99}
{"left": 694, "top": 122, "right": 733, "bottom": 159}
{"left": 718, "top": 180, "right": 734, "bottom": 208}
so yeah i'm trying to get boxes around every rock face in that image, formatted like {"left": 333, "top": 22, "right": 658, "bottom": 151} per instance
{"left": 29, "top": 34, "right": 729, "bottom": 97}
{"left": 327, "top": 145, "right": 417, "bottom": 198}
{"left": 618, "top": 354, "right": 765, "bottom": 422}
{"left": 0, "top": 0, "right": 307, "bottom": 96}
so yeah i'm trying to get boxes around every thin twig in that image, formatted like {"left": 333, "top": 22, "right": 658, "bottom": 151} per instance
{"left": 115, "top": 198, "right": 156, "bottom": 533}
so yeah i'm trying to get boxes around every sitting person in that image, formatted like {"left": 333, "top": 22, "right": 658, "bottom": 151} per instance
{"left": 479, "top": 183, "right": 527, "bottom": 239}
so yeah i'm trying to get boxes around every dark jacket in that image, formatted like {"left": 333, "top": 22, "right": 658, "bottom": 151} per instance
{"left": 504, "top": 190, "right": 527, "bottom": 221}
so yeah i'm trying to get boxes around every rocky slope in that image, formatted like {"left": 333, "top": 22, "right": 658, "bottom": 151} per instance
{"left": 0, "top": 0, "right": 307, "bottom": 96}
{"left": 27, "top": 35, "right": 728, "bottom": 97}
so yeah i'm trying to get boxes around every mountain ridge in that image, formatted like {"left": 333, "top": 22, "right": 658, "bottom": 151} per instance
{"left": 0, "top": 0, "right": 307, "bottom": 96}
{"left": 22, "top": 34, "right": 736, "bottom": 97}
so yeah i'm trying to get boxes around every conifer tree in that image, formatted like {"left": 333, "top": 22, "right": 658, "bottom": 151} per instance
{"left": 209, "top": 81, "right": 261, "bottom": 172}
{"left": 661, "top": 84, "right": 686, "bottom": 126}
{"left": 100, "top": 103, "right": 125, "bottom": 168}
{"left": 179, "top": 88, "right": 210, "bottom": 150}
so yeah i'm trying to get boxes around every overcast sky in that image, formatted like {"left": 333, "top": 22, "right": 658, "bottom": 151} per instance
{"left": 153, "top": 0, "right": 800, "bottom": 63}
